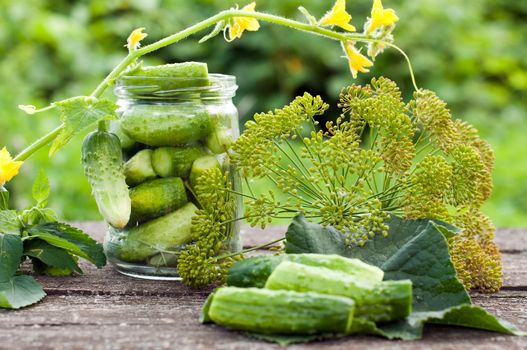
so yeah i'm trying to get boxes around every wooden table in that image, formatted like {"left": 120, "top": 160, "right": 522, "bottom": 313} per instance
{"left": 1, "top": 223, "right": 525, "bottom": 349}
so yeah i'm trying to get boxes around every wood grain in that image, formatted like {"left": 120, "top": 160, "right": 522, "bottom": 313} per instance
{"left": 0, "top": 223, "right": 525, "bottom": 350}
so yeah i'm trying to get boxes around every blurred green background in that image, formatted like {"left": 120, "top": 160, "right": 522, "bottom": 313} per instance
{"left": 1, "top": 0, "right": 526, "bottom": 226}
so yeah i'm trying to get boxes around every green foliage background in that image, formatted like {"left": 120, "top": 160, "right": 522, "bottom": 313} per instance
{"left": 1, "top": 0, "right": 526, "bottom": 226}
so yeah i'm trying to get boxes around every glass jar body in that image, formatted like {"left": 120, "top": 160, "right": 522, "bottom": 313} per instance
{"left": 103, "top": 75, "right": 241, "bottom": 280}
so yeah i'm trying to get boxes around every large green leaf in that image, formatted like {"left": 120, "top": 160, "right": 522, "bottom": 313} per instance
{"left": 285, "top": 214, "right": 525, "bottom": 340}
{"left": 0, "top": 210, "right": 21, "bottom": 235}
{"left": 0, "top": 233, "right": 23, "bottom": 281}
{"left": 24, "top": 239, "right": 82, "bottom": 274}
{"left": 50, "top": 96, "right": 116, "bottom": 156}
{"left": 26, "top": 222, "right": 106, "bottom": 268}
{"left": 0, "top": 275, "right": 46, "bottom": 309}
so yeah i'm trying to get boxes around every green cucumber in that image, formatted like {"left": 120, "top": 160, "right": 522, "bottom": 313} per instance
{"left": 206, "top": 127, "right": 233, "bottom": 154}
{"left": 203, "top": 287, "right": 355, "bottom": 335}
{"left": 148, "top": 251, "right": 179, "bottom": 267}
{"left": 152, "top": 146, "right": 204, "bottom": 178}
{"left": 265, "top": 261, "right": 375, "bottom": 300}
{"left": 109, "top": 120, "right": 136, "bottom": 150}
{"left": 227, "top": 253, "right": 384, "bottom": 288}
{"left": 126, "top": 62, "right": 210, "bottom": 89}
{"left": 124, "top": 149, "right": 157, "bottom": 186}
{"left": 265, "top": 261, "right": 412, "bottom": 323}
{"left": 189, "top": 155, "right": 221, "bottom": 189}
{"left": 354, "top": 279, "right": 413, "bottom": 323}
{"left": 120, "top": 105, "right": 212, "bottom": 147}
{"left": 130, "top": 177, "right": 188, "bottom": 222}
{"left": 82, "top": 131, "right": 131, "bottom": 229}
{"left": 107, "top": 202, "right": 197, "bottom": 262}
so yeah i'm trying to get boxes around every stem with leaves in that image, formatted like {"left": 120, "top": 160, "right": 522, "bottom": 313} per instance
{"left": 14, "top": 9, "right": 417, "bottom": 162}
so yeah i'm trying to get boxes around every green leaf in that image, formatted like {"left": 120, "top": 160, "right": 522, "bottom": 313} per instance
{"left": 0, "top": 210, "right": 20, "bottom": 235}
{"left": 50, "top": 96, "right": 117, "bottom": 156}
{"left": 285, "top": 214, "right": 525, "bottom": 339}
{"left": 27, "top": 222, "right": 106, "bottom": 268}
{"left": 198, "top": 21, "right": 225, "bottom": 43}
{"left": 0, "top": 233, "right": 23, "bottom": 281}
{"left": 32, "top": 170, "right": 51, "bottom": 207}
{"left": 0, "top": 275, "right": 46, "bottom": 309}
{"left": 24, "top": 239, "right": 82, "bottom": 274}
{"left": 0, "top": 186, "right": 9, "bottom": 210}
{"left": 20, "top": 207, "right": 58, "bottom": 226}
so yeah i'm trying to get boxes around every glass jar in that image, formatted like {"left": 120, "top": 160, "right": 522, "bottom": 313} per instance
{"left": 104, "top": 74, "right": 241, "bottom": 280}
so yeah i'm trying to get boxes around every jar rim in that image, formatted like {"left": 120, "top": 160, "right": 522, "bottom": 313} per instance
{"left": 115, "top": 73, "right": 238, "bottom": 100}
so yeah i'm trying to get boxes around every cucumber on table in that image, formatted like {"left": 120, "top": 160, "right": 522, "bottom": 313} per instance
{"left": 120, "top": 105, "right": 212, "bottom": 147}
{"left": 203, "top": 287, "right": 355, "bottom": 335}
{"left": 130, "top": 177, "right": 188, "bottom": 222}
{"left": 82, "top": 131, "right": 131, "bottom": 229}
{"left": 124, "top": 149, "right": 157, "bottom": 186}
{"left": 265, "top": 261, "right": 412, "bottom": 323}
{"left": 227, "top": 253, "right": 384, "bottom": 288}
{"left": 151, "top": 146, "right": 204, "bottom": 178}
{"left": 106, "top": 202, "right": 197, "bottom": 262}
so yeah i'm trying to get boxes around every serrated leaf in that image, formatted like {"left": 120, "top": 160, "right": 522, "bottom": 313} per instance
{"left": 0, "top": 233, "right": 23, "bottom": 281}
{"left": 284, "top": 214, "right": 525, "bottom": 339}
{"left": 0, "top": 275, "right": 46, "bottom": 309}
{"left": 0, "top": 210, "right": 20, "bottom": 235}
{"left": 0, "top": 186, "right": 9, "bottom": 210}
{"left": 26, "top": 222, "right": 106, "bottom": 268}
{"left": 24, "top": 239, "right": 82, "bottom": 274}
{"left": 50, "top": 96, "right": 117, "bottom": 156}
{"left": 32, "top": 170, "right": 50, "bottom": 207}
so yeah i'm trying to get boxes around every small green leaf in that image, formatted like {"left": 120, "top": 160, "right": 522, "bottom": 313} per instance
{"left": 0, "top": 233, "right": 23, "bottom": 281}
{"left": 24, "top": 239, "right": 82, "bottom": 274}
{"left": 199, "top": 21, "right": 225, "bottom": 43}
{"left": 0, "top": 186, "right": 9, "bottom": 210}
{"left": 27, "top": 222, "right": 106, "bottom": 268}
{"left": 0, "top": 210, "right": 20, "bottom": 235}
{"left": 20, "top": 207, "right": 58, "bottom": 226}
{"left": 32, "top": 170, "right": 51, "bottom": 207}
{"left": 0, "top": 275, "right": 46, "bottom": 309}
{"left": 50, "top": 96, "right": 117, "bottom": 156}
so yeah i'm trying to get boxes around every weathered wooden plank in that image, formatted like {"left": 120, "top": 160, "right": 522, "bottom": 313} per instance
{"left": 0, "top": 222, "right": 523, "bottom": 350}
{"left": 73, "top": 222, "right": 527, "bottom": 252}
{"left": 27, "top": 249, "right": 526, "bottom": 296}
{"left": 1, "top": 292, "right": 525, "bottom": 350}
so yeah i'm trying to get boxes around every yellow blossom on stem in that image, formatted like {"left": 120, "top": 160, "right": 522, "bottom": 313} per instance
{"left": 319, "top": 0, "right": 356, "bottom": 32}
{"left": 227, "top": 2, "right": 261, "bottom": 41}
{"left": 343, "top": 41, "right": 373, "bottom": 78}
{"left": 0, "top": 147, "right": 23, "bottom": 185}
{"left": 368, "top": 0, "right": 399, "bottom": 33}
{"left": 126, "top": 27, "right": 148, "bottom": 51}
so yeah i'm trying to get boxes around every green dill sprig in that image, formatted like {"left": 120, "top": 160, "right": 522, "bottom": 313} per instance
{"left": 230, "top": 77, "right": 502, "bottom": 291}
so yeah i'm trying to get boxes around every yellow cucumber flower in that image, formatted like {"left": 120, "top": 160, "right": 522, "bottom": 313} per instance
{"left": 319, "top": 0, "right": 356, "bottom": 32}
{"left": 368, "top": 0, "right": 399, "bottom": 33}
{"left": 227, "top": 2, "right": 261, "bottom": 41}
{"left": 343, "top": 41, "right": 373, "bottom": 78}
{"left": 0, "top": 147, "right": 23, "bottom": 185}
{"left": 126, "top": 27, "right": 148, "bottom": 51}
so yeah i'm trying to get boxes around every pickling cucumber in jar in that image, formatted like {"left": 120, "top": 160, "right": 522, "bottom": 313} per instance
{"left": 103, "top": 62, "right": 242, "bottom": 279}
